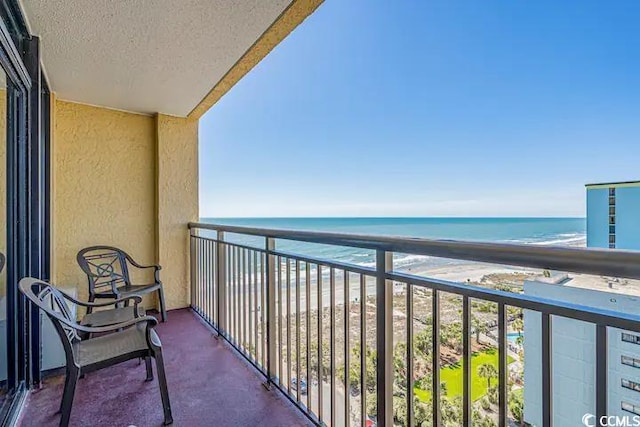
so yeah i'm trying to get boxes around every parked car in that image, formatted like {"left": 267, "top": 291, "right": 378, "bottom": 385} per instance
{"left": 291, "top": 377, "right": 308, "bottom": 395}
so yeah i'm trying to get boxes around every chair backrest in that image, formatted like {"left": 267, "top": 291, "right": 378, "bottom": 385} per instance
{"left": 19, "top": 278, "right": 79, "bottom": 365}
{"left": 77, "top": 246, "right": 132, "bottom": 295}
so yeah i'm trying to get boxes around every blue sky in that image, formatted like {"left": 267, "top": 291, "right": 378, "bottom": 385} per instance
{"left": 199, "top": 0, "right": 640, "bottom": 218}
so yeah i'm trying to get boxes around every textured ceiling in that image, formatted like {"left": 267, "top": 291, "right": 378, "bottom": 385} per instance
{"left": 20, "top": 0, "right": 292, "bottom": 116}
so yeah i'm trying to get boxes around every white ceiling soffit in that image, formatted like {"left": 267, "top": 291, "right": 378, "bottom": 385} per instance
{"left": 20, "top": 0, "right": 293, "bottom": 116}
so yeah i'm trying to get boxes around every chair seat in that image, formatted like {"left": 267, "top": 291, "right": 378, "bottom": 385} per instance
{"left": 74, "top": 325, "right": 158, "bottom": 368}
{"left": 94, "top": 283, "right": 160, "bottom": 299}
{"left": 80, "top": 306, "right": 145, "bottom": 328}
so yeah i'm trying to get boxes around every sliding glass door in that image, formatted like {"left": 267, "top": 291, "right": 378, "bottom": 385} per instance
{"left": 0, "top": 1, "right": 50, "bottom": 424}
{"left": 0, "top": 62, "right": 9, "bottom": 420}
{"left": 0, "top": 46, "right": 29, "bottom": 426}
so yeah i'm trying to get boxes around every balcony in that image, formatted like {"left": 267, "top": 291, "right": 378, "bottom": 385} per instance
{"left": 19, "top": 309, "right": 311, "bottom": 427}
{"left": 13, "top": 222, "right": 640, "bottom": 426}
{"left": 0, "top": 1, "right": 637, "bottom": 425}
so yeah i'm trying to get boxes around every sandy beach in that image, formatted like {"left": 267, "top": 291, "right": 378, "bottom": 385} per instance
{"left": 260, "top": 260, "right": 538, "bottom": 311}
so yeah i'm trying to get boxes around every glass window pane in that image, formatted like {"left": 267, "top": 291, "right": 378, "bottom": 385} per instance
{"left": 0, "top": 66, "right": 8, "bottom": 406}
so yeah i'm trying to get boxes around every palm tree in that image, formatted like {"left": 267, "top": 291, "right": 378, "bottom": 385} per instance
{"left": 511, "top": 317, "right": 524, "bottom": 335}
{"left": 444, "top": 322, "right": 463, "bottom": 353}
{"left": 487, "top": 385, "right": 499, "bottom": 405}
{"left": 440, "top": 398, "right": 460, "bottom": 426}
{"left": 393, "top": 395, "right": 407, "bottom": 425}
{"left": 509, "top": 390, "right": 525, "bottom": 426}
{"left": 478, "top": 415, "right": 497, "bottom": 427}
{"left": 337, "top": 344, "right": 377, "bottom": 393}
{"left": 414, "top": 326, "right": 434, "bottom": 356}
{"left": 393, "top": 342, "right": 407, "bottom": 389}
{"left": 440, "top": 381, "right": 448, "bottom": 397}
{"left": 472, "top": 316, "right": 489, "bottom": 344}
{"left": 415, "top": 372, "right": 431, "bottom": 391}
{"left": 414, "top": 400, "right": 432, "bottom": 427}
{"left": 477, "top": 363, "right": 498, "bottom": 389}
{"left": 507, "top": 306, "right": 523, "bottom": 319}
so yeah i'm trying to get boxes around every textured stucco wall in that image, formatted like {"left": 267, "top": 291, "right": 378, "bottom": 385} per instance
{"left": 156, "top": 114, "right": 198, "bottom": 309}
{"left": 53, "top": 100, "right": 157, "bottom": 303}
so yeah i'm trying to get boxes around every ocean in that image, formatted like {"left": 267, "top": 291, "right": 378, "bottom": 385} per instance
{"left": 199, "top": 217, "right": 586, "bottom": 271}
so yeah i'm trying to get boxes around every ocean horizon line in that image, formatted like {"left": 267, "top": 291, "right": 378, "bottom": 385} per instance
{"left": 201, "top": 215, "right": 586, "bottom": 220}
{"left": 196, "top": 217, "right": 587, "bottom": 270}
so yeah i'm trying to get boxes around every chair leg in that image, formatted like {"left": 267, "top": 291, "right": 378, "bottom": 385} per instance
{"left": 58, "top": 369, "right": 70, "bottom": 413}
{"left": 154, "top": 351, "right": 173, "bottom": 425}
{"left": 145, "top": 357, "right": 153, "bottom": 381}
{"left": 87, "top": 294, "right": 95, "bottom": 314}
{"left": 59, "top": 367, "right": 80, "bottom": 427}
{"left": 158, "top": 288, "right": 168, "bottom": 322}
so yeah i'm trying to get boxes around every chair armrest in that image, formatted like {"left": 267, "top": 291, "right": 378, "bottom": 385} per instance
{"left": 73, "top": 315, "right": 158, "bottom": 334}
{"left": 59, "top": 290, "right": 142, "bottom": 308}
{"left": 124, "top": 255, "right": 162, "bottom": 282}
{"left": 88, "top": 295, "right": 143, "bottom": 308}
{"left": 126, "top": 255, "right": 161, "bottom": 271}
{"left": 133, "top": 263, "right": 161, "bottom": 271}
{"left": 42, "top": 303, "right": 156, "bottom": 335}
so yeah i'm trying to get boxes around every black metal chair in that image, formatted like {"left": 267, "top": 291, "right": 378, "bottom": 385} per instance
{"left": 19, "top": 277, "right": 173, "bottom": 427}
{"left": 77, "top": 245, "right": 167, "bottom": 322}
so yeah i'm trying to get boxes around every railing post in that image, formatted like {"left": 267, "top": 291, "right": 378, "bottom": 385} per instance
{"left": 376, "top": 250, "right": 393, "bottom": 426}
{"left": 498, "top": 303, "right": 507, "bottom": 427}
{"left": 216, "top": 231, "right": 226, "bottom": 336}
{"left": 265, "top": 237, "right": 277, "bottom": 387}
{"left": 189, "top": 228, "right": 196, "bottom": 308}
{"left": 432, "top": 290, "right": 441, "bottom": 426}
{"left": 596, "top": 325, "right": 608, "bottom": 427}
{"left": 462, "top": 296, "right": 471, "bottom": 426}
{"left": 542, "top": 313, "right": 552, "bottom": 427}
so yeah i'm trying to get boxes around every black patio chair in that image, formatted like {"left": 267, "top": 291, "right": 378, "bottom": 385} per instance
{"left": 19, "top": 277, "right": 173, "bottom": 427}
{"left": 77, "top": 245, "right": 167, "bottom": 322}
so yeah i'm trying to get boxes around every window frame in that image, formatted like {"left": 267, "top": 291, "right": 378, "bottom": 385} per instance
{"left": 0, "top": 2, "right": 50, "bottom": 425}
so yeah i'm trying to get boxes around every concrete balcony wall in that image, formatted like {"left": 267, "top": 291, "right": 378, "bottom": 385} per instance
{"left": 51, "top": 99, "right": 198, "bottom": 312}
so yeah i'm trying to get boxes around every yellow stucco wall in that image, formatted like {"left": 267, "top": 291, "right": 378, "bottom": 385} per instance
{"left": 156, "top": 114, "right": 198, "bottom": 310}
{"left": 51, "top": 100, "right": 198, "bottom": 312}
{"left": 52, "top": 100, "right": 157, "bottom": 303}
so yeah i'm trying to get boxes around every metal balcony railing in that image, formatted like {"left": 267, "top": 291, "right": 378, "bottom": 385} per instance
{"left": 188, "top": 222, "right": 640, "bottom": 427}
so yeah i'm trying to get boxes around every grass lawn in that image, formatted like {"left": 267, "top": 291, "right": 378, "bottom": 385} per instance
{"left": 414, "top": 349, "right": 515, "bottom": 402}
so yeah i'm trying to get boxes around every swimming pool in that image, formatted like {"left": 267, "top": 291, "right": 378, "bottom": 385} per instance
{"left": 507, "top": 332, "right": 523, "bottom": 344}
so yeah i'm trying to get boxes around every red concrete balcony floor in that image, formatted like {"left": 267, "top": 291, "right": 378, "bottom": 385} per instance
{"left": 18, "top": 309, "right": 311, "bottom": 427}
